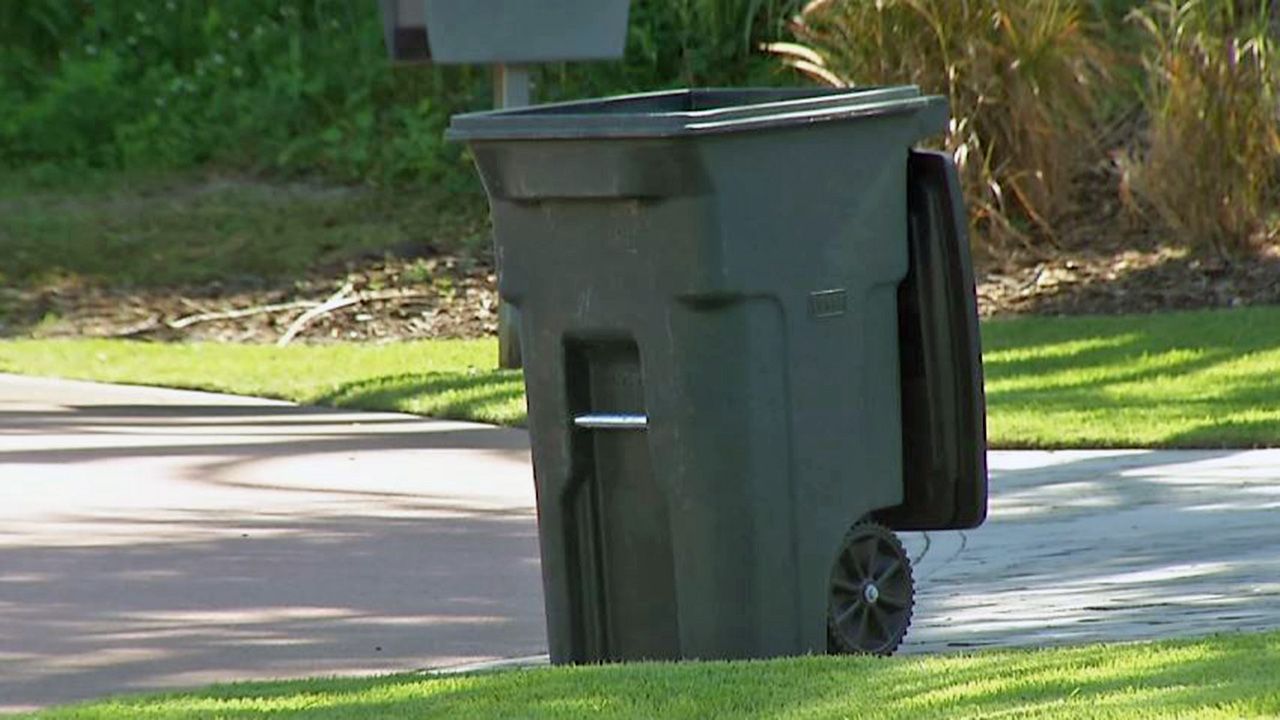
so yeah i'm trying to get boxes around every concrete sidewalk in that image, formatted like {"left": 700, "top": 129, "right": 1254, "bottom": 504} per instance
{"left": 0, "top": 374, "right": 541, "bottom": 713}
{"left": 2, "top": 373, "right": 1279, "bottom": 711}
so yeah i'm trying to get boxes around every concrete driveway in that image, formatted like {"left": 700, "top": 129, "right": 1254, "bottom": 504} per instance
{"left": 0, "top": 375, "right": 541, "bottom": 713}
{"left": 2, "top": 373, "right": 1278, "bottom": 711}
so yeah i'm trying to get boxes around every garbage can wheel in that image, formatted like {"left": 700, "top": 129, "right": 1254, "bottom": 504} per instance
{"left": 827, "top": 521, "right": 914, "bottom": 656}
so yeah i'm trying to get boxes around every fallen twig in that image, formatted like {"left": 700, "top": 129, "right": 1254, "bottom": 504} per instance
{"left": 167, "top": 300, "right": 321, "bottom": 329}
{"left": 277, "top": 283, "right": 355, "bottom": 347}
{"left": 276, "top": 286, "right": 439, "bottom": 346}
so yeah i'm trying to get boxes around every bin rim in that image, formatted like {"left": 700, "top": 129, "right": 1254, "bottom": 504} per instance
{"left": 446, "top": 86, "right": 947, "bottom": 142}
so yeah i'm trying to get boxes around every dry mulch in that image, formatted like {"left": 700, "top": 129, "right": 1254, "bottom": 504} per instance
{"left": 4, "top": 244, "right": 1279, "bottom": 345}
{"left": 975, "top": 161, "right": 1280, "bottom": 318}
{"left": 0, "top": 257, "right": 499, "bottom": 344}
{"left": 977, "top": 245, "right": 1280, "bottom": 318}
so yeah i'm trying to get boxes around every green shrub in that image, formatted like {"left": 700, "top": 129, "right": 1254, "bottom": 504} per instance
{"left": 3, "top": 53, "right": 134, "bottom": 167}
{"left": 15, "top": 2, "right": 497, "bottom": 187}
{"left": 0, "top": 0, "right": 799, "bottom": 189}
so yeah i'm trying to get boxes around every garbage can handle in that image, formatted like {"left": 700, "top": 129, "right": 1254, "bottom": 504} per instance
{"left": 573, "top": 413, "right": 649, "bottom": 430}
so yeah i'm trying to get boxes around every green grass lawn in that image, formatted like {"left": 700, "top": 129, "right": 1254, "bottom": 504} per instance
{"left": 0, "top": 338, "right": 524, "bottom": 426}
{"left": 2, "top": 306, "right": 1280, "bottom": 447}
{"left": 981, "top": 305, "right": 1280, "bottom": 448}
{"left": 0, "top": 169, "right": 486, "bottom": 290}
{"left": 19, "top": 631, "right": 1280, "bottom": 719}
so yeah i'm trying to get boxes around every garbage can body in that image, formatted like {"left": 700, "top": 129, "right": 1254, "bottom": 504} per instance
{"left": 449, "top": 88, "right": 980, "bottom": 663}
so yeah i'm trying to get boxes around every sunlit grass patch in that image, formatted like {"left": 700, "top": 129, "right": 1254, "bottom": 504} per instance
{"left": 982, "top": 306, "right": 1280, "bottom": 447}
{"left": 3, "top": 306, "right": 1280, "bottom": 447}
{"left": 20, "top": 631, "right": 1280, "bottom": 719}
{"left": 0, "top": 338, "right": 524, "bottom": 426}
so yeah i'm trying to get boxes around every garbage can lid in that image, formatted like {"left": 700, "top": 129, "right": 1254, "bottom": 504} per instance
{"left": 446, "top": 86, "right": 946, "bottom": 142}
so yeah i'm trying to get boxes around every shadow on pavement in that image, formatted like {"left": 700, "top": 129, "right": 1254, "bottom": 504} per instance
{"left": 0, "top": 511, "right": 545, "bottom": 712}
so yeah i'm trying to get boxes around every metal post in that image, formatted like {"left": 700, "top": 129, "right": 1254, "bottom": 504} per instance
{"left": 494, "top": 63, "right": 531, "bottom": 108}
{"left": 493, "top": 64, "right": 530, "bottom": 369}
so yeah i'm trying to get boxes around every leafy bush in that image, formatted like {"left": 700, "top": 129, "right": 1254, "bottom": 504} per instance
{"left": 0, "top": 1, "right": 494, "bottom": 189}
{"left": 664, "top": 0, "right": 805, "bottom": 86}
{"left": 0, "top": 0, "right": 798, "bottom": 189}
{"left": 1124, "top": 0, "right": 1280, "bottom": 257}
{"left": 8, "top": 0, "right": 1280, "bottom": 267}
{"left": 780, "top": 0, "right": 1112, "bottom": 255}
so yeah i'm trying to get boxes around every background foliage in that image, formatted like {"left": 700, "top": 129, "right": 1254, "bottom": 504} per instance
{"left": 786, "top": 0, "right": 1112, "bottom": 254}
{"left": 1124, "top": 0, "right": 1280, "bottom": 257}
{"left": 3, "top": 0, "right": 1279, "bottom": 259}
{"left": 0, "top": 0, "right": 796, "bottom": 190}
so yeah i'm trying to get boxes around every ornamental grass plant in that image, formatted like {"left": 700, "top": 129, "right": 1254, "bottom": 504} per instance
{"left": 1124, "top": 0, "right": 1280, "bottom": 258}
{"left": 774, "top": 0, "right": 1112, "bottom": 256}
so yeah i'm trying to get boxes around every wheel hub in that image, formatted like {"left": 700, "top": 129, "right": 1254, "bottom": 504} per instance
{"left": 862, "top": 582, "right": 880, "bottom": 605}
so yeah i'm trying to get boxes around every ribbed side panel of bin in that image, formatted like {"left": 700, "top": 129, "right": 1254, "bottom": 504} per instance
{"left": 876, "top": 150, "right": 988, "bottom": 532}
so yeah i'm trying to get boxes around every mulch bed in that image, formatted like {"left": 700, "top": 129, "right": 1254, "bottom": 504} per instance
{"left": 0, "top": 257, "right": 498, "bottom": 344}
{"left": 977, "top": 245, "right": 1280, "bottom": 318}
{"left": 974, "top": 161, "right": 1280, "bottom": 318}
{"left": 4, "top": 244, "right": 1279, "bottom": 345}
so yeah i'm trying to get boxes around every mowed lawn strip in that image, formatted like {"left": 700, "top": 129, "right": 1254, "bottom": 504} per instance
{"left": 2, "top": 305, "right": 1280, "bottom": 447}
{"left": 0, "top": 338, "right": 525, "bottom": 426}
{"left": 19, "top": 631, "right": 1280, "bottom": 720}
{"left": 981, "top": 305, "right": 1280, "bottom": 448}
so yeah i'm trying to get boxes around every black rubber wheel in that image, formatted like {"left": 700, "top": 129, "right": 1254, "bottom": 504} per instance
{"left": 827, "top": 521, "right": 914, "bottom": 656}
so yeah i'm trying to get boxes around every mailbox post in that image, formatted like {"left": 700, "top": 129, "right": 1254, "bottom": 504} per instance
{"left": 379, "top": 0, "right": 631, "bottom": 368}
{"left": 489, "top": 63, "right": 529, "bottom": 367}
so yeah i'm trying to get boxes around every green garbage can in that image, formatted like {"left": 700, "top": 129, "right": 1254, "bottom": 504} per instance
{"left": 448, "top": 87, "right": 987, "bottom": 663}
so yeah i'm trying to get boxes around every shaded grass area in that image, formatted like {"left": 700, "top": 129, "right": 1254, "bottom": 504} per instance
{"left": 20, "top": 631, "right": 1280, "bottom": 719}
{"left": 3, "top": 305, "right": 1280, "bottom": 447}
{"left": 0, "top": 170, "right": 487, "bottom": 289}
